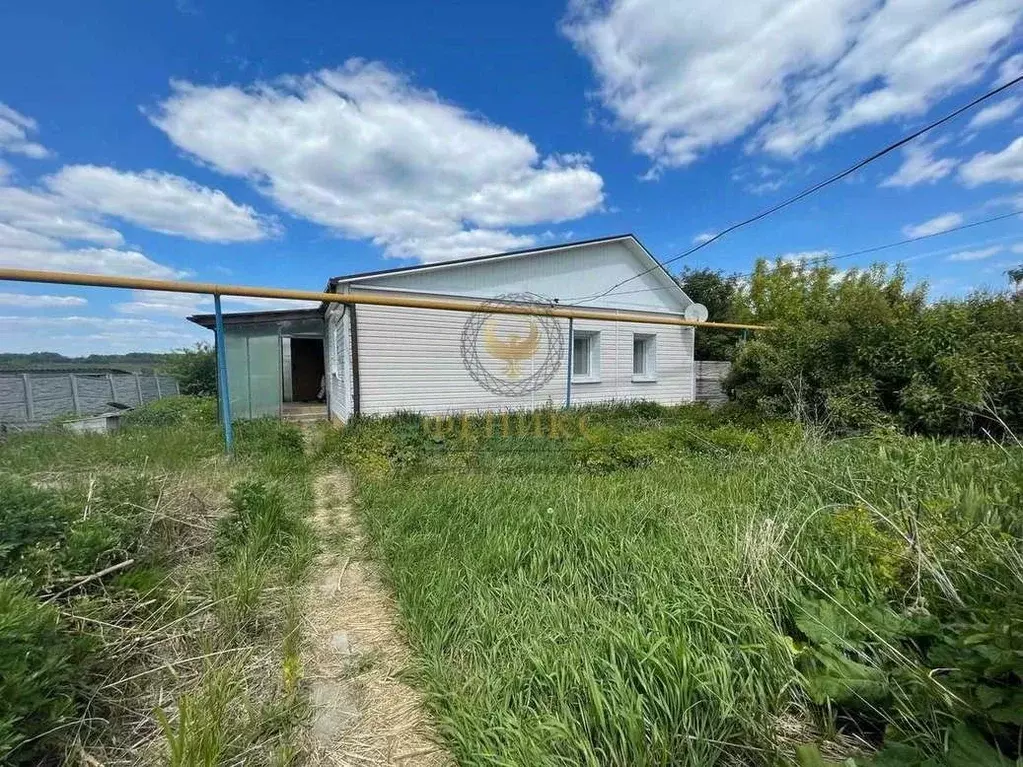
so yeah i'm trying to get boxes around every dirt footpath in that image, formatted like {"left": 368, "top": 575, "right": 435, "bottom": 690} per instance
{"left": 303, "top": 472, "right": 449, "bottom": 766}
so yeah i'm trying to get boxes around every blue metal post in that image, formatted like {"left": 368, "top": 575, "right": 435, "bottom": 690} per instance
{"left": 213, "top": 293, "right": 234, "bottom": 455}
{"left": 565, "top": 317, "right": 573, "bottom": 408}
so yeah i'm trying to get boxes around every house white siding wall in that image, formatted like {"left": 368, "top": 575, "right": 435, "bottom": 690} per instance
{"left": 569, "top": 319, "right": 695, "bottom": 406}
{"left": 348, "top": 301, "right": 696, "bottom": 418}
{"left": 354, "top": 303, "right": 569, "bottom": 417}
{"left": 325, "top": 304, "right": 354, "bottom": 421}
{"left": 321, "top": 236, "right": 697, "bottom": 420}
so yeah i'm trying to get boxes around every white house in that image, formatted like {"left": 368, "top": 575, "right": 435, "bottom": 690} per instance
{"left": 189, "top": 234, "right": 697, "bottom": 422}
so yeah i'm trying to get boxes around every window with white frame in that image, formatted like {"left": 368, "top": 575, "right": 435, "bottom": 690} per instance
{"left": 633, "top": 334, "right": 656, "bottom": 380}
{"left": 572, "top": 330, "right": 600, "bottom": 382}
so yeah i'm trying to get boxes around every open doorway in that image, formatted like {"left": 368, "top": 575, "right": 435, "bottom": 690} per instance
{"left": 288, "top": 337, "right": 325, "bottom": 402}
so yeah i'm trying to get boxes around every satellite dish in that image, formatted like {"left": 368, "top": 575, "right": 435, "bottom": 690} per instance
{"left": 684, "top": 303, "right": 709, "bottom": 323}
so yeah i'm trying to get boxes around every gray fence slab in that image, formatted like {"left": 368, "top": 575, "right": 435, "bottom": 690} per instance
{"left": 695, "top": 361, "right": 731, "bottom": 406}
{"left": 0, "top": 372, "right": 181, "bottom": 427}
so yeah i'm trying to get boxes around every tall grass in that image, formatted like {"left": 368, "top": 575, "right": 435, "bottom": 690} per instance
{"left": 0, "top": 397, "right": 315, "bottom": 764}
{"left": 325, "top": 405, "right": 1022, "bottom": 765}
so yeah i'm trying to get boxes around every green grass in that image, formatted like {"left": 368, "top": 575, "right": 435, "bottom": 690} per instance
{"left": 323, "top": 404, "right": 1023, "bottom": 766}
{"left": 0, "top": 397, "right": 315, "bottom": 765}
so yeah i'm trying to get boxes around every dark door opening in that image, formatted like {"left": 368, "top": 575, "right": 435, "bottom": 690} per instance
{"left": 290, "top": 337, "right": 325, "bottom": 402}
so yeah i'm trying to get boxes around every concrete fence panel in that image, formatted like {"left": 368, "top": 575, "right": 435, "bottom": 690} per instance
{"left": 76, "top": 375, "right": 115, "bottom": 415}
{"left": 0, "top": 372, "right": 181, "bottom": 429}
{"left": 28, "top": 375, "right": 76, "bottom": 422}
{"left": 695, "top": 361, "right": 731, "bottom": 406}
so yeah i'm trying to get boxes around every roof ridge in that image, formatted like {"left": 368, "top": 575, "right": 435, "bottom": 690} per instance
{"left": 326, "top": 233, "right": 639, "bottom": 286}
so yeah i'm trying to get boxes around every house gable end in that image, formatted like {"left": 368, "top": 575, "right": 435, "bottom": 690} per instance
{"left": 335, "top": 236, "right": 691, "bottom": 315}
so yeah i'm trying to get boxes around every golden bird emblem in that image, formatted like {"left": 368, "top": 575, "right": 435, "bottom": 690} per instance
{"left": 483, "top": 318, "right": 540, "bottom": 379}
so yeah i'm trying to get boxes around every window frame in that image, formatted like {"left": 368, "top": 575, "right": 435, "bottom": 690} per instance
{"left": 571, "top": 330, "right": 601, "bottom": 384}
{"left": 632, "top": 333, "right": 657, "bottom": 382}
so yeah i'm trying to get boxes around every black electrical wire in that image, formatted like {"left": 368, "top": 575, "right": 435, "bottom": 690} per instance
{"left": 574, "top": 74, "right": 1023, "bottom": 305}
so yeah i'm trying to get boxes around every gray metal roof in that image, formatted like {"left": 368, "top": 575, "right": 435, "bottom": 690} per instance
{"left": 187, "top": 307, "right": 324, "bottom": 329}
{"left": 324, "top": 233, "right": 676, "bottom": 289}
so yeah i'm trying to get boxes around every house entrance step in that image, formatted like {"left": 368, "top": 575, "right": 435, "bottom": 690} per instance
{"left": 282, "top": 403, "right": 328, "bottom": 423}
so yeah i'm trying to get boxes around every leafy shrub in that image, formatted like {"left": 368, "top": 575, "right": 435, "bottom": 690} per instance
{"left": 0, "top": 474, "right": 154, "bottom": 590}
{"left": 703, "top": 424, "right": 765, "bottom": 453}
{"left": 569, "top": 427, "right": 661, "bottom": 472}
{"left": 677, "top": 267, "right": 745, "bottom": 360}
{"left": 0, "top": 578, "right": 84, "bottom": 765}
{"left": 725, "top": 262, "right": 1023, "bottom": 437}
{"left": 319, "top": 413, "right": 432, "bottom": 475}
{"left": 0, "top": 476, "right": 72, "bottom": 577}
{"left": 121, "top": 395, "right": 217, "bottom": 428}
{"left": 755, "top": 418, "right": 807, "bottom": 446}
{"left": 162, "top": 343, "right": 216, "bottom": 397}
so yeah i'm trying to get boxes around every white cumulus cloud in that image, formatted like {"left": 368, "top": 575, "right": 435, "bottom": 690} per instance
{"left": 996, "top": 53, "right": 1023, "bottom": 85}
{"left": 946, "top": 245, "right": 1003, "bottom": 261}
{"left": 46, "top": 165, "right": 276, "bottom": 243}
{"left": 966, "top": 96, "right": 1021, "bottom": 130}
{"left": 0, "top": 222, "right": 63, "bottom": 250}
{"left": 903, "top": 212, "right": 964, "bottom": 238}
{"left": 0, "top": 314, "right": 203, "bottom": 355}
{"left": 0, "top": 292, "right": 87, "bottom": 308}
{"left": 149, "top": 60, "right": 605, "bottom": 262}
{"left": 563, "top": 0, "right": 1023, "bottom": 173}
{"left": 115, "top": 289, "right": 318, "bottom": 316}
{"left": 0, "top": 186, "right": 124, "bottom": 246}
{"left": 0, "top": 103, "right": 50, "bottom": 159}
{"left": 959, "top": 136, "right": 1023, "bottom": 185}
{"left": 0, "top": 184, "right": 183, "bottom": 279}
{"left": 0, "top": 247, "right": 182, "bottom": 279}
{"left": 881, "top": 141, "right": 957, "bottom": 188}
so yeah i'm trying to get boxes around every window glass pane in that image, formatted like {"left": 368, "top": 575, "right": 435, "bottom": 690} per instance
{"left": 573, "top": 336, "right": 589, "bottom": 376}
{"left": 247, "top": 334, "right": 282, "bottom": 418}
{"left": 224, "top": 330, "right": 251, "bottom": 419}
{"left": 633, "top": 338, "right": 645, "bottom": 375}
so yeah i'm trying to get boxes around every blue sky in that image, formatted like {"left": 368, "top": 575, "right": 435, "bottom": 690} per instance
{"left": 0, "top": 0, "right": 1022, "bottom": 354}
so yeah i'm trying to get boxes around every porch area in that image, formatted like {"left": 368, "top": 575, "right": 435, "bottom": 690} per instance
{"left": 187, "top": 308, "right": 328, "bottom": 422}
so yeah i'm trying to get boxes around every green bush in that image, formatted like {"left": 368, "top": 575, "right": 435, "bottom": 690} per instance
{"left": 0, "top": 474, "right": 155, "bottom": 590}
{"left": 318, "top": 413, "right": 433, "bottom": 475}
{"left": 726, "top": 262, "right": 1023, "bottom": 437}
{"left": 570, "top": 427, "right": 659, "bottom": 472}
{"left": 677, "top": 266, "right": 745, "bottom": 360}
{"left": 232, "top": 419, "right": 308, "bottom": 481}
{"left": 162, "top": 343, "right": 216, "bottom": 397}
{"left": 0, "top": 409, "right": 314, "bottom": 762}
{"left": 0, "top": 578, "right": 84, "bottom": 765}
{"left": 121, "top": 395, "right": 217, "bottom": 428}
{"left": 0, "top": 477, "right": 72, "bottom": 578}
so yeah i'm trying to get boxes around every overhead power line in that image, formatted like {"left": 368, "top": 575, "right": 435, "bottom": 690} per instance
{"left": 579, "top": 73, "right": 1023, "bottom": 304}
{"left": 730, "top": 210, "right": 1023, "bottom": 280}
{"left": 563, "top": 210, "right": 1022, "bottom": 303}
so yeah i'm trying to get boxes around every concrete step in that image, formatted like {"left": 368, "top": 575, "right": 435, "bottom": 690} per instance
{"left": 282, "top": 405, "right": 328, "bottom": 424}
{"left": 284, "top": 414, "right": 327, "bottom": 424}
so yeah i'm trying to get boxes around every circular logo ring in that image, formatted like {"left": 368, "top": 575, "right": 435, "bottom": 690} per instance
{"left": 460, "top": 292, "right": 565, "bottom": 397}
